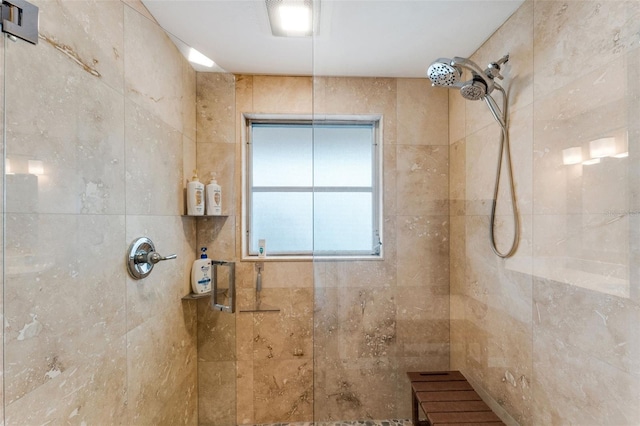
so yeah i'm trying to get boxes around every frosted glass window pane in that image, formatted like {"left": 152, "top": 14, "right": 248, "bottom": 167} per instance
{"left": 252, "top": 125, "right": 312, "bottom": 187}
{"left": 313, "top": 126, "right": 373, "bottom": 187}
{"left": 313, "top": 192, "right": 372, "bottom": 252}
{"left": 251, "top": 192, "right": 313, "bottom": 253}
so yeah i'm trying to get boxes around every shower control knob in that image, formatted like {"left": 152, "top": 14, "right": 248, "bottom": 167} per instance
{"left": 147, "top": 252, "right": 177, "bottom": 264}
{"left": 127, "top": 237, "right": 177, "bottom": 279}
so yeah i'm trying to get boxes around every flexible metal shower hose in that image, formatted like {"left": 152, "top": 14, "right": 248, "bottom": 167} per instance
{"left": 486, "top": 85, "right": 520, "bottom": 258}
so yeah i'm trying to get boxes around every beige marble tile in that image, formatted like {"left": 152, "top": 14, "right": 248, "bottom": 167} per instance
{"left": 449, "top": 139, "right": 466, "bottom": 216}
{"left": 466, "top": 0, "right": 533, "bottom": 135}
{"left": 533, "top": 280, "right": 640, "bottom": 424}
{"left": 396, "top": 287, "right": 449, "bottom": 358}
{"left": 253, "top": 75, "right": 313, "bottom": 113}
{"left": 124, "top": 5, "right": 187, "bottom": 133}
{"left": 384, "top": 143, "right": 398, "bottom": 217}
{"left": 126, "top": 301, "right": 197, "bottom": 426}
{"left": 449, "top": 215, "right": 466, "bottom": 296}
{"left": 396, "top": 215, "right": 449, "bottom": 290}
{"left": 5, "top": 40, "right": 125, "bottom": 215}
{"left": 32, "top": 0, "right": 124, "bottom": 94}
{"left": 5, "top": 336, "right": 127, "bottom": 425}
{"left": 313, "top": 357, "right": 398, "bottom": 421}
{"left": 122, "top": 0, "right": 156, "bottom": 23}
{"left": 196, "top": 215, "right": 236, "bottom": 261}
{"left": 182, "top": 54, "right": 198, "bottom": 142}
{"left": 534, "top": 277, "right": 640, "bottom": 376}
{"left": 313, "top": 77, "right": 397, "bottom": 147}
{"left": 253, "top": 358, "right": 313, "bottom": 423}
{"left": 449, "top": 87, "right": 466, "bottom": 145}
{"left": 236, "top": 359, "right": 255, "bottom": 425}
{"left": 196, "top": 142, "right": 236, "bottom": 216}
{"left": 397, "top": 145, "right": 449, "bottom": 216}
{"left": 257, "top": 261, "right": 314, "bottom": 289}
{"left": 397, "top": 79, "right": 448, "bottom": 146}
{"left": 465, "top": 106, "right": 532, "bottom": 221}
{"left": 533, "top": 0, "right": 640, "bottom": 100}
{"left": 197, "top": 73, "right": 236, "bottom": 144}
{"left": 4, "top": 214, "right": 126, "bottom": 405}
{"left": 199, "top": 361, "right": 237, "bottom": 426}
{"left": 125, "top": 99, "right": 183, "bottom": 215}
{"left": 198, "top": 298, "right": 237, "bottom": 362}
{"left": 125, "top": 215, "right": 195, "bottom": 332}
{"left": 252, "top": 288, "right": 313, "bottom": 361}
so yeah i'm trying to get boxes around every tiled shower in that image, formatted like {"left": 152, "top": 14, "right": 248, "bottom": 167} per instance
{"left": 1, "top": 0, "right": 639, "bottom": 425}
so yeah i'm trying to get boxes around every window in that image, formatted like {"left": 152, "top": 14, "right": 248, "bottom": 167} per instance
{"left": 243, "top": 114, "right": 383, "bottom": 258}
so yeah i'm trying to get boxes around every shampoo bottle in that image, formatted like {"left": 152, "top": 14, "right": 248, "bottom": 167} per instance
{"left": 206, "top": 174, "right": 222, "bottom": 216}
{"left": 187, "top": 170, "right": 205, "bottom": 216}
{"left": 191, "top": 247, "right": 212, "bottom": 294}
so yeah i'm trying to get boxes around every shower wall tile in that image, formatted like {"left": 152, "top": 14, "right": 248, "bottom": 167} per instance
{"left": 252, "top": 287, "right": 313, "bottom": 361}
{"left": 397, "top": 79, "right": 448, "bottom": 145}
{"left": 449, "top": 89, "right": 466, "bottom": 145}
{"left": 124, "top": 5, "right": 187, "bottom": 134}
{"left": 396, "top": 215, "right": 449, "bottom": 290}
{"left": 183, "top": 51, "right": 198, "bottom": 142}
{"left": 198, "top": 298, "right": 237, "bottom": 362}
{"left": 196, "top": 142, "right": 236, "bottom": 216}
{"left": 532, "top": 278, "right": 640, "bottom": 425}
{"left": 253, "top": 358, "right": 313, "bottom": 423}
{"left": 313, "top": 77, "right": 398, "bottom": 147}
{"left": 236, "top": 360, "right": 255, "bottom": 425}
{"left": 466, "top": 0, "right": 534, "bottom": 136}
{"left": 196, "top": 73, "right": 449, "bottom": 424}
{"left": 3, "top": 213, "right": 127, "bottom": 421}
{"left": 126, "top": 300, "right": 198, "bottom": 426}
{"left": 4, "top": 336, "right": 127, "bottom": 425}
{"left": 313, "top": 357, "right": 398, "bottom": 421}
{"left": 384, "top": 143, "right": 398, "bottom": 217}
{"left": 199, "top": 360, "right": 237, "bottom": 426}
{"left": 33, "top": 0, "right": 125, "bottom": 95}
{"left": 5, "top": 38, "right": 125, "bottom": 215}
{"left": 449, "top": 139, "right": 466, "bottom": 216}
{"left": 197, "top": 73, "right": 236, "bottom": 144}
{"left": 124, "top": 99, "right": 183, "bottom": 216}
{"left": 196, "top": 215, "right": 236, "bottom": 260}
{"left": 253, "top": 75, "right": 313, "bottom": 113}
{"left": 533, "top": 0, "right": 640, "bottom": 100}
{"left": 397, "top": 145, "right": 449, "bottom": 216}
{"left": 2, "top": 0, "right": 198, "bottom": 424}
{"left": 451, "top": 0, "right": 640, "bottom": 424}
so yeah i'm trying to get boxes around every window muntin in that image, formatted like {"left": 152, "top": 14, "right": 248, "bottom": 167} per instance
{"left": 245, "top": 116, "right": 382, "bottom": 258}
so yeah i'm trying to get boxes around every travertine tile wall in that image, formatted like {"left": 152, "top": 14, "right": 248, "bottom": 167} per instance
{"left": 196, "top": 75, "right": 450, "bottom": 424}
{"left": 450, "top": 0, "right": 640, "bottom": 424}
{"left": 2, "top": 0, "right": 198, "bottom": 423}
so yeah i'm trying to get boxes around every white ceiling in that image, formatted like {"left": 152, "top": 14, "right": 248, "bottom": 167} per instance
{"left": 141, "top": 0, "right": 524, "bottom": 78}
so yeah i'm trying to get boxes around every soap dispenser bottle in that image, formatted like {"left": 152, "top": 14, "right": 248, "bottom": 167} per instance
{"left": 187, "top": 170, "right": 205, "bottom": 216}
{"left": 206, "top": 173, "right": 222, "bottom": 216}
{"left": 191, "top": 247, "right": 212, "bottom": 294}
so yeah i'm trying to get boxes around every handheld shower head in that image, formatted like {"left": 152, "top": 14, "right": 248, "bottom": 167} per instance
{"left": 427, "top": 58, "right": 461, "bottom": 87}
{"left": 460, "top": 75, "right": 487, "bottom": 100}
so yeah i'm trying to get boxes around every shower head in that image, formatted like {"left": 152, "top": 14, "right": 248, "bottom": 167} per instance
{"left": 427, "top": 55, "right": 509, "bottom": 100}
{"left": 460, "top": 75, "right": 488, "bottom": 100}
{"left": 427, "top": 58, "right": 462, "bottom": 87}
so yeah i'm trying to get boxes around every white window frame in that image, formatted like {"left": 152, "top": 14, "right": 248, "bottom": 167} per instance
{"left": 241, "top": 113, "right": 384, "bottom": 260}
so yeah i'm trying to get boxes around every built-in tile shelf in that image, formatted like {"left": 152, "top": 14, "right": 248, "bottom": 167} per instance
{"left": 181, "top": 289, "right": 225, "bottom": 300}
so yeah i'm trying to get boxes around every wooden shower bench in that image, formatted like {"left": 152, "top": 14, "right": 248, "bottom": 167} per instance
{"left": 407, "top": 371, "right": 505, "bottom": 426}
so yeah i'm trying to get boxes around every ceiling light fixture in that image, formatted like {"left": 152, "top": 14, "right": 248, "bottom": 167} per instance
{"left": 266, "top": 0, "right": 318, "bottom": 37}
{"left": 188, "top": 48, "right": 215, "bottom": 68}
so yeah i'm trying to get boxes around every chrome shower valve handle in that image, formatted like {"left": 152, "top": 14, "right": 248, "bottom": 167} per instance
{"left": 127, "top": 237, "right": 177, "bottom": 279}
